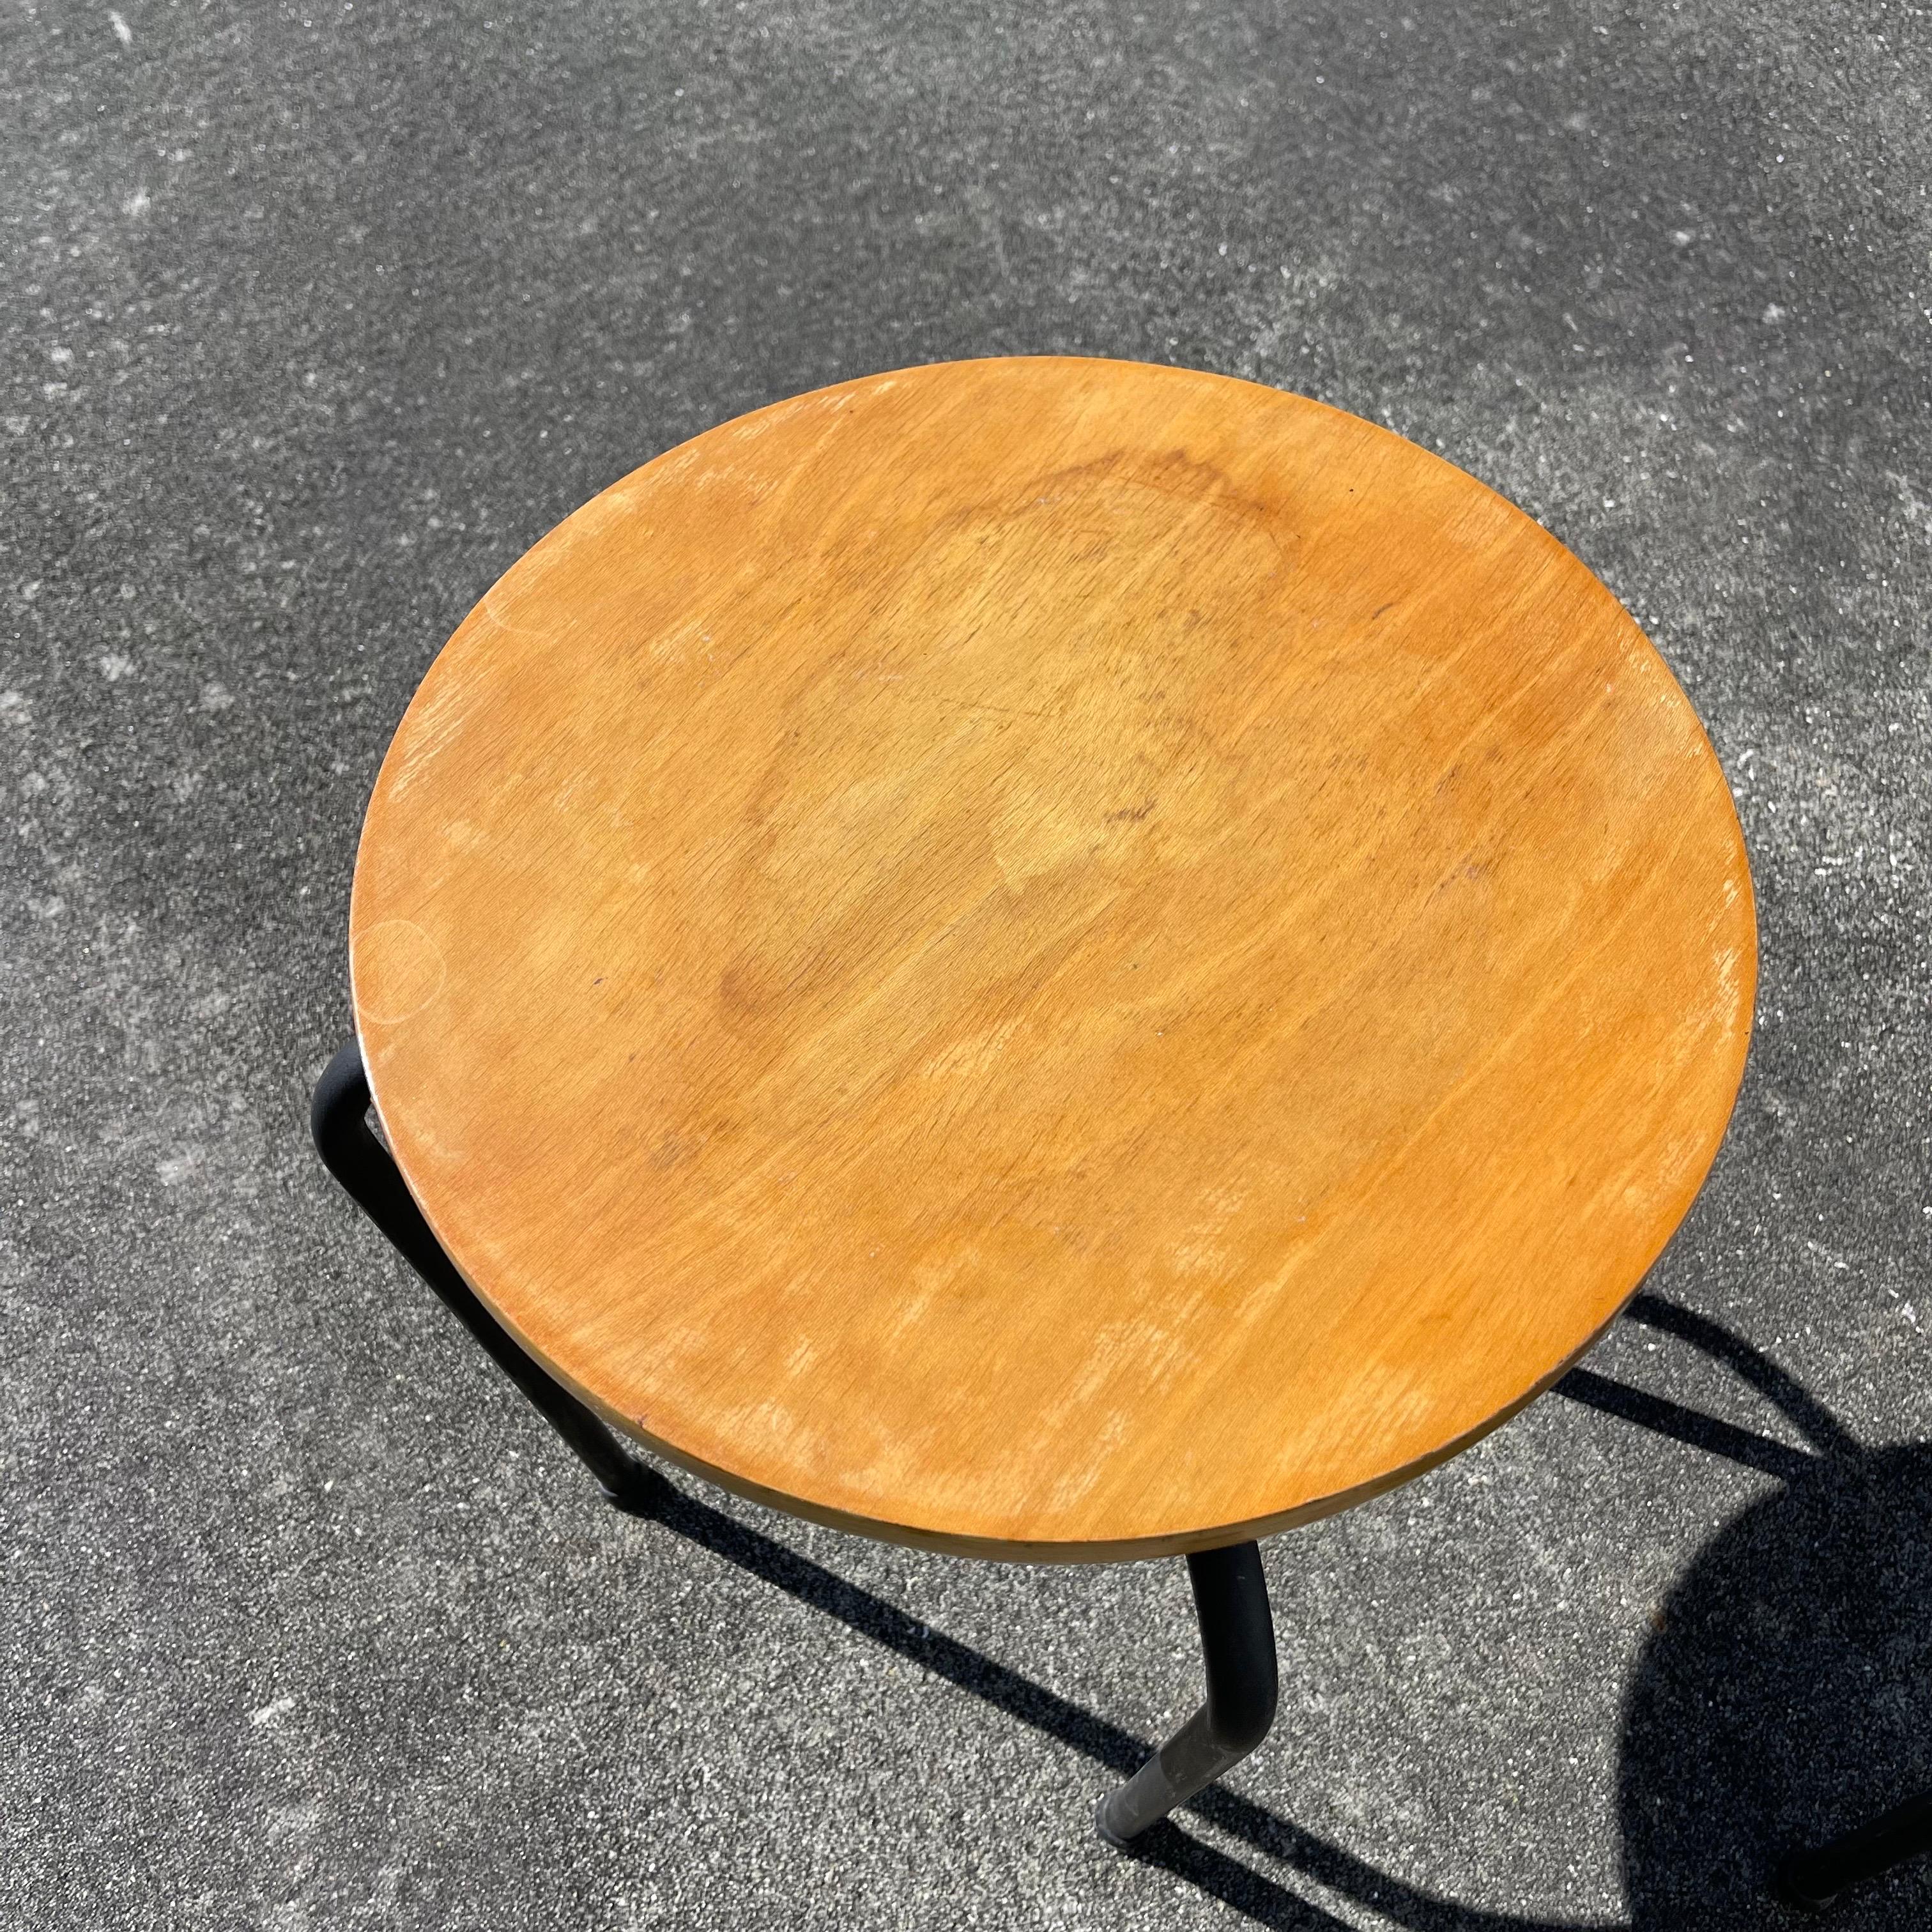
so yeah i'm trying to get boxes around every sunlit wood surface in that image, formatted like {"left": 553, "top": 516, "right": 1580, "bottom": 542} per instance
{"left": 350, "top": 356, "right": 1754, "bottom": 1560}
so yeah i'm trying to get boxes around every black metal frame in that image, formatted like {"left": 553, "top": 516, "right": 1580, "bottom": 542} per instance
{"left": 310, "top": 1040, "right": 667, "bottom": 1514}
{"left": 312, "top": 1041, "right": 1932, "bottom": 1894}
{"left": 310, "top": 1038, "right": 1280, "bottom": 1842}
{"left": 1096, "top": 1540, "right": 1279, "bottom": 1846}
{"left": 1777, "top": 1790, "right": 1932, "bottom": 1912}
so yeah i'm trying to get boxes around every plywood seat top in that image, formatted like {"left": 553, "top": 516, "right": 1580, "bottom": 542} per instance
{"left": 350, "top": 356, "right": 1754, "bottom": 1561}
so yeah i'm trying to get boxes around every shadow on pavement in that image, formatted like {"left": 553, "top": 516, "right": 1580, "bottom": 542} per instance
{"left": 612, "top": 1294, "right": 1928, "bottom": 1929}
{"left": 1616, "top": 1438, "right": 1932, "bottom": 1929}
{"left": 625, "top": 1462, "right": 1588, "bottom": 1932}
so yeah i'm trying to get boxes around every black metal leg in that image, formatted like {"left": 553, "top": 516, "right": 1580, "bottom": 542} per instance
{"left": 1777, "top": 1790, "right": 1932, "bottom": 1912}
{"left": 1096, "top": 1540, "right": 1279, "bottom": 1846}
{"left": 310, "top": 1039, "right": 668, "bottom": 1513}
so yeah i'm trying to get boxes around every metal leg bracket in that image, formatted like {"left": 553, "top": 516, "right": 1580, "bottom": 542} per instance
{"left": 1096, "top": 1540, "right": 1279, "bottom": 1846}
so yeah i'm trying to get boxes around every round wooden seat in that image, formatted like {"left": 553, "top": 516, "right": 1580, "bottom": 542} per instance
{"left": 350, "top": 356, "right": 1754, "bottom": 1561}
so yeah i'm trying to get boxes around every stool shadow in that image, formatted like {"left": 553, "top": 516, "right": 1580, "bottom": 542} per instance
{"left": 613, "top": 1294, "right": 1927, "bottom": 1929}
{"left": 624, "top": 1474, "right": 1585, "bottom": 1932}
{"left": 1615, "top": 1437, "right": 1932, "bottom": 1929}
{"left": 1591, "top": 1299, "right": 1932, "bottom": 1928}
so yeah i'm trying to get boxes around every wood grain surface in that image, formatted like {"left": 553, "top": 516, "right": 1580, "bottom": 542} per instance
{"left": 349, "top": 356, "right": 1755, "bottom": 1561}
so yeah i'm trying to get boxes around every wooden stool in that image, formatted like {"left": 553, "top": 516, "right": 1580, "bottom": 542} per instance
{"left": 312, "top": 356, "right": 1754, "bottom": 1841}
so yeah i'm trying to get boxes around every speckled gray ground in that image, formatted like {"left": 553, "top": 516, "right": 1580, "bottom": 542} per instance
{"left": 4, "top": 1, "right": 1930, "bottom": 1927}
